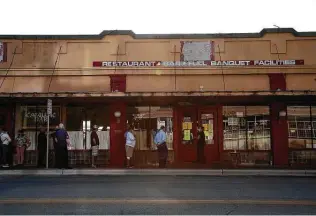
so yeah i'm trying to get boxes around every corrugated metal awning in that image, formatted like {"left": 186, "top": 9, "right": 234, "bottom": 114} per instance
{"left": 0, "top": 90, "right": 315, "bottom": 98}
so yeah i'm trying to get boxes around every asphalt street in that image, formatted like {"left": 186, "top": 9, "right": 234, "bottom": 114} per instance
{"left": 0, "top": 175, "right": 316, "bottom": 214}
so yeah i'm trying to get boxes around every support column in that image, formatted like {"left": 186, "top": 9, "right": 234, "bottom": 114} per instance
{"left": 173, "top": 106, "right": 179, "bottom": 163}
{"left": 270, "top": 103, "right": 289, "bottom": 167}
{"left": 109, "top": 102, "right": 126, "bottom": 167}
{"left": 216, "top": 105, "right": 223, "bottom": 164}
{"left": 269, "top": 72, "right": 288, "bottom": 166}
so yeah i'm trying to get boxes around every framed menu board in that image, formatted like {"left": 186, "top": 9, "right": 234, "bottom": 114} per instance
{"left": 21, "top": 106, "right": 61, "bottom": 129}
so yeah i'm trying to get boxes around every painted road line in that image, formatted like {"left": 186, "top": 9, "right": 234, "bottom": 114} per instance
{"left": 0, "top": 199, "right": 316, "bottom": 206}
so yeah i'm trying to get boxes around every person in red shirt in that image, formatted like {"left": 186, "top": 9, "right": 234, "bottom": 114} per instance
{"left": 91, "top": 125, "right": 100, "bottom": 168}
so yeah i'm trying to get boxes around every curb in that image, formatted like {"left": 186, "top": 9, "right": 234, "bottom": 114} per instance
{"left": 221, "top": 169, "right": 308, "bottom": 176}
{"left": 0, "top": 169, "right": 316, "bottom": 176}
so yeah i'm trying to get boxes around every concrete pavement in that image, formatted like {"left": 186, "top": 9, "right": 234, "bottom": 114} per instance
{"left": 0, "top": 168, "right": 316, "bottom": 176}
{"left": 1, "top": 175, "right": 316, "bottom": 214}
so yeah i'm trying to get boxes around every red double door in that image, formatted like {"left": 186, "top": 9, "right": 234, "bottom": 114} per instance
{"left": 175, "top": 106, "right": 221, "bottom": 165}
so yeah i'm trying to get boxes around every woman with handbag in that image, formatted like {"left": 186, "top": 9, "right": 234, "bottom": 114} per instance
{"left": 14, "top": 129, "right": 30, "bottom": 167}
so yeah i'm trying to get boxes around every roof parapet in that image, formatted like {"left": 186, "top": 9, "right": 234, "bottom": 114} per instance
{"left": 0, "top": 28, "right": 315, "bottom": 40}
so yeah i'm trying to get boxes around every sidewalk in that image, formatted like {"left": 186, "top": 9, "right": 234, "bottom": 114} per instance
{"left": 0, "top": 169, "right": 316, "bottom": 176}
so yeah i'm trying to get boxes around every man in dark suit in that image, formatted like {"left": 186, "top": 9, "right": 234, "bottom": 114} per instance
{"left": 37, "top": 127, "right": 47, "bottom": 168}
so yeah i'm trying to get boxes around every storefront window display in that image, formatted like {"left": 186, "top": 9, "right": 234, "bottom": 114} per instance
{"left": 126, "top": 106, "right": 173, "bottom": 150}
{"left": 223, "top": 106, "right": 271, "bottom": 150}
{"left": 16, "top": 105, "right": 61, "bottom": 151}
{"left": 66, "top": 105, "right": 110, "bottom": 150}
{"left": 15, "top": 104, "right": 111, "bottom": 167}
{"left": 16, "top": 104, "right": 112, "bottom": 151}
{"left": 287, "top": 106, "right": 316, "bottom": 149}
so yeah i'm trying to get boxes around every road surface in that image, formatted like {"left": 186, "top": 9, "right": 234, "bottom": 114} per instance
{"left": 0, "top": 175, "right": 316, "bottom": 214}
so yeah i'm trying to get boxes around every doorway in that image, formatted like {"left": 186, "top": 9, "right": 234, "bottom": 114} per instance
{"left": 176, "top": 106, "right": 220, "bottom": 165}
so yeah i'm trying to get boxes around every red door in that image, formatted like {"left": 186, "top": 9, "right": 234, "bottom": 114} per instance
{"left": 198, "top": 107, "right": 219, "bottom": 164}
{"left": 177, "top": 106, "right": 219, "bottom": 164}
{"left": 178, "top": 107, "right": 198, "bottom": 162}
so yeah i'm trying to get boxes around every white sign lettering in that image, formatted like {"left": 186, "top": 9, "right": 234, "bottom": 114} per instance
{"left": 93, "top": 60, "right": 303, "bottom": 67}
{"left": 25, "top": 112, "right": 57, "bottom": 123}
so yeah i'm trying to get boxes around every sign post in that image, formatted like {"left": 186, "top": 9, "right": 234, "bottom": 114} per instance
{"left": 46, "top": 99, "right": 52, "bottom": 169}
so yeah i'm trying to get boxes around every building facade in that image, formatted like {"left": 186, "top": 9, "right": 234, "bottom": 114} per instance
{"left": 0, "top": 28, "right": 316, "bottom": 168}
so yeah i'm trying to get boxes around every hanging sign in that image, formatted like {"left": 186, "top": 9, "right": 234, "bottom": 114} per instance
{"left": 183, "top": 130, "right": 191, "bottom": 141}
{"left": 93, "top": 60, "right": 304, "bottom": 67}
{"left": 47, "top": 99, "right": 52, "bottom": 116}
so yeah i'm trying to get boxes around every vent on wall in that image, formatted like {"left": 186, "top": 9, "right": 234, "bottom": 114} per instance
{"left": 110, "top": 75, "right": 126, "bottom": 92}
{"left": 268, "top": 74, "right": 286, "bottom": 91}
{"left": 178, "top": 102, "right": 193, "bottom": 106}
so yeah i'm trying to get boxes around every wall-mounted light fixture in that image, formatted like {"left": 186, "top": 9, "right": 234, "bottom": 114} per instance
{"left": 114, "top": 111, "right": 121, "bottom": 123}
{"left": 199, "top": 85, "right": 204, "bottom": 92}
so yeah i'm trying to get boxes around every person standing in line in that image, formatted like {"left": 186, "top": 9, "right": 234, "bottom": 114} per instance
{"left": 51, "top": 125, "right": 59, "bottom": 168}
{"left": 14, "top": 129, "right": 30, "bottom": 167}
{"left": 125, "top": 126, "right": 136, "bottom": 168}
{"left": 124, "top": 124, "right": 130, "bottom": 140}
{"left": 37, "top": 127, "right": 47, "bottom": 168}
{"left": 0, "top": 128, "right": 12, "bottom": 168}
{"left": 197, "top": 126, "right": 206, "bottom": 163}
{"left": 154, "top": 126, "right": 168, "bottom": 168}
{"left": 91, "top": 125, "right": 100, "bottom": 168}
{"left": 55, "top": 123, "right": 71, "bottom": 169}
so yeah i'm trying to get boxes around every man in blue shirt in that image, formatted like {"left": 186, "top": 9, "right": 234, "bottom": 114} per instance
{"left": 154, "top": 126, "right": 168, "bottom": 168}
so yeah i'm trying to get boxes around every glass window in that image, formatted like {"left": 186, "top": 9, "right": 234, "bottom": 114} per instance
{"left": 16, "top": 105, "right": 61, "bottom": 151}
{"left": 181, "top": 112, "right": 194, "bottom": 145}
{"left": 223, "top": 106, "right": 246, "bottom": 150}
{"left": 223, "top": 106, "right": 271, "bottom": 150}
{"left": 0, "top": 112, "right": 7, "bottom": 127}
{"left": 287, "top": 106, "right": 314, "bottom": 149}
{"left": 66, "top": 105, "right": 110, "bottom": 150}
{"left": 127, "top": 106, "right": 173, "bottom": 150}
{"left": 246, "top": 106, "right": 271, "bottom": 150}
{"left": 200, "top": 113, "right": 214, "bottom": 145}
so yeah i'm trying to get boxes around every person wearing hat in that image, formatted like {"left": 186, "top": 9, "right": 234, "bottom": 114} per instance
{"left": 90, "top": 125, "right": 100, "bottom": 168}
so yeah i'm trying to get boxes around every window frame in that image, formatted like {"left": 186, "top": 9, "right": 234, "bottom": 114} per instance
{"left": 287, "top": 105, "right": 316, "bottom": 150}
{"left": 223, "top": 105, "right": 271, "bottom": 152}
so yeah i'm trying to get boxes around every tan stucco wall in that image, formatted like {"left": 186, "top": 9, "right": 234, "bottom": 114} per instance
{"left": 0, "top": 76, "right": 110, "bottom": 93}
{"left": 126, "top": 75, "right": 269, "bottom": 92}
{"left": 286, "top": 74, "right": 316, "bottom": 90}
{"left": 0, "top": 32, "right": 315, "bottom": 92}
{"left": 1, "top": 33, "right": 315, "bottom": 69}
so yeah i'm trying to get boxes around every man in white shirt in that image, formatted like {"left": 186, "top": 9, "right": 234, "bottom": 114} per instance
{"left": 125, "top": 126, "right": 136, "bottom": 168}
{"left": 0, "top": 128, "right": 12, "bottom": 168}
